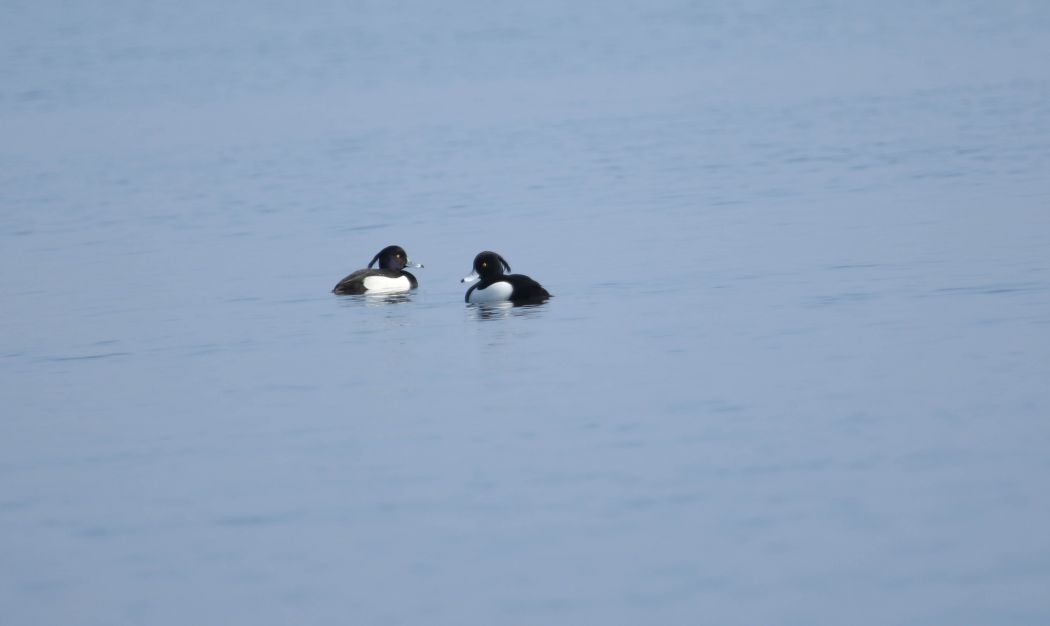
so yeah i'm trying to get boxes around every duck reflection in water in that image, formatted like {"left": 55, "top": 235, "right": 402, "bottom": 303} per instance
{"left": 469, "top": 301, "right": 547, "bottom": 321}
{"left": 335, "top": 292, "right": 414, "bottom": 308}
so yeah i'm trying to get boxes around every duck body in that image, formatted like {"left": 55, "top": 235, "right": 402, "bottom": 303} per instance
{"left": 333, "top": 245, "right": 422, "bottom": 295}
{"left": 462, "top": 251, "right": 550, "bottom": 304}
{"left": 333, "top": 268, "right": 418, "bottom": 294}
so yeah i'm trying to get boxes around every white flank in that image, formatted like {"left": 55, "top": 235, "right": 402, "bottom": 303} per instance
{"left": 362, "top": 275, "right": 411, "bottom": 293}
{"left": 468, "top": 281, "right": 514, "bottom": 303}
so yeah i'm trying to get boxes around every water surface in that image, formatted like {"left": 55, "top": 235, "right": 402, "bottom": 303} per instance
{"left": 2, "top": 1, "right": 1050, "bottom": 624}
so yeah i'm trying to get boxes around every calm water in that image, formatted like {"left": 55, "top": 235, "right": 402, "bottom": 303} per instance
{"left": 3, "top": 1, "right": 1050, "bottom": 624}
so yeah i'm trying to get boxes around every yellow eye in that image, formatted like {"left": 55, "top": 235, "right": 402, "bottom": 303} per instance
{"left": 396, "top": 254, "right": 401, "bottom": 259}
{"left": 482, "top": 262, "right": 487, "bottom": 268}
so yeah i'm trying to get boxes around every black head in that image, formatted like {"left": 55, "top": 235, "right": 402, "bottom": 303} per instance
{"left": 368, "top": 245, "right": 421, "bottom": 271}
{"left": 471, "top": 251, "right": 511, "bottom": 280}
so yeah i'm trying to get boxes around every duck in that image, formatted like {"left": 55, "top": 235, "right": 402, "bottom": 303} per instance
{"left": 332, "top": 245, "right": 423, "bottom": 294}
{"left": 461, "top": 251, "right": 550, "bottom": 304}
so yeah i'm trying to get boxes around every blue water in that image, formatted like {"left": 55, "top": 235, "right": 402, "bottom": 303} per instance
{"left": 2, "top": 2, "right": 1050, "bottom": 624}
